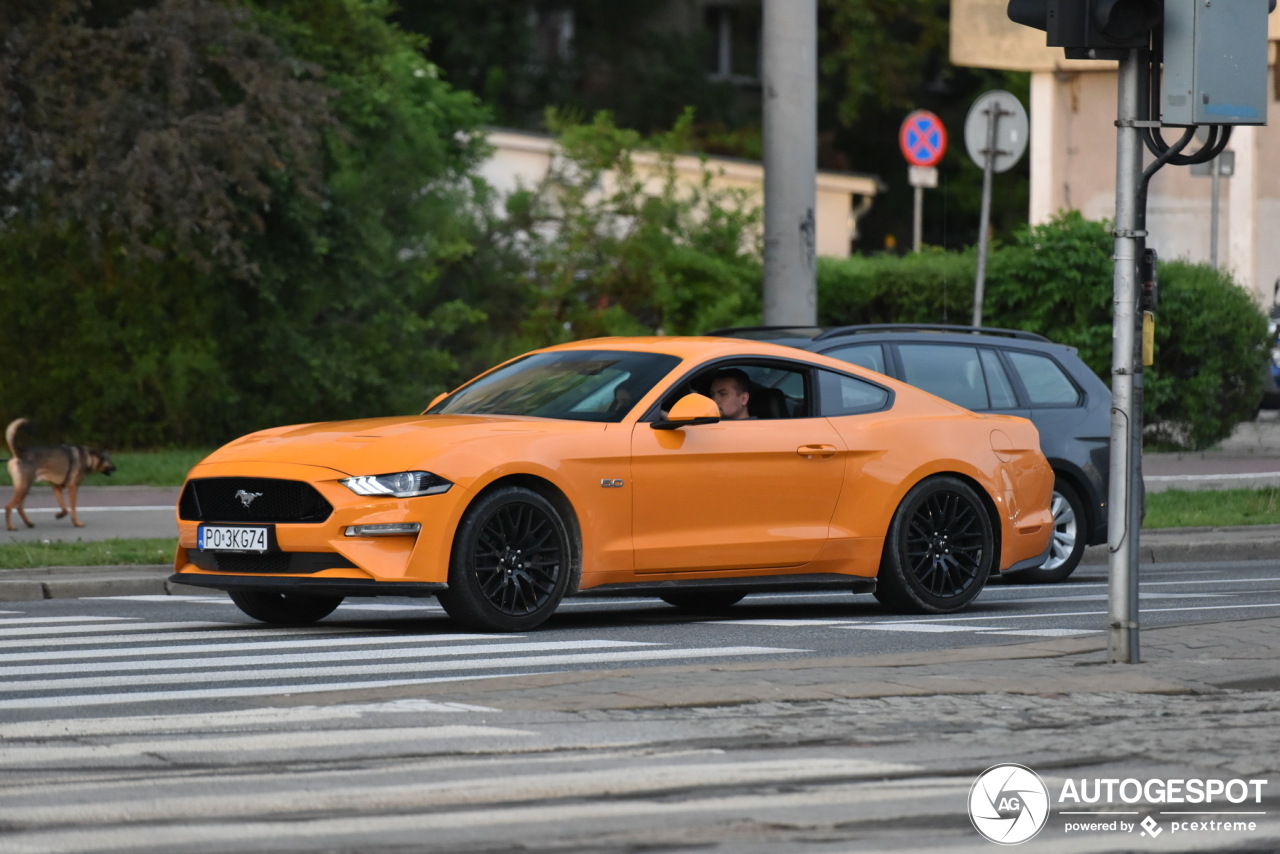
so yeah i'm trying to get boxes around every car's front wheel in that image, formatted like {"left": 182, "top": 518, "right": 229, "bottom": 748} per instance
{"left": 873, "top": 476, "right": 994, "bottom": 614}
{"left": 1009, "top": 480, "right": 1085, "bottom": 584}
{"left": 228, "top": 590, "right": 344, "bottom": 625}
{"left": 437, "top": 486, "right": 577, "bottom": 632}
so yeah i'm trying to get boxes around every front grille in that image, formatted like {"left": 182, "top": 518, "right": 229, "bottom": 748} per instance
{"left": 179, "top": 477, "right": 333, "bottom": 523}
{"left": 187, "top": 550, "right": 357, "bottom": 574}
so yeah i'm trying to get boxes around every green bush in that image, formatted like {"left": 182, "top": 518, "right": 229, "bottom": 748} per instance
{"left": 818, "top": 250, "right": 976, "bottom": 325}
{"left": 818, "top": 212, "right": 1269, "bottom": 450}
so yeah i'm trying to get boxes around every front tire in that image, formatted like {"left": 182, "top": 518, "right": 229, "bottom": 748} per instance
{"left": 228, "top": 590, "right": 344, "bottom": 625}
{"left": 873, "top": 476, "right": 994, "bottom": 614}
{"left": 437, "top": 486, "right": 576, "bottom": 632}
{"left": 1009, "top": 480, "right": 1085, "bottom": 584}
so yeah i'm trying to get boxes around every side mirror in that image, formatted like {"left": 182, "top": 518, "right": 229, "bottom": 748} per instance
{"left": 651, "top": 393, "right": 721, "bottom": 430}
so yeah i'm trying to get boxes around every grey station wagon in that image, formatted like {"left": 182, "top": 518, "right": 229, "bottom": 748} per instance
{"left": 711, "top": 324, "right": 1111, "bottom": 582}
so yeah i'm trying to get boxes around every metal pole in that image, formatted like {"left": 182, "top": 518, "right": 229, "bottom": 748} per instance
{"left": 1108, "top": 50, "right": 1143, "bottom": 665}
{"left": 761, "top": 0, "right": 817, "bottom": 325}
{"left": 1209, "top": 156, "right": 1221, "bottom": 269}
{"left": 912, "top": 185, "right": 923, "bottom": 253}
{"left": 972, "top": 104, "right": 1001, "bottom": 328}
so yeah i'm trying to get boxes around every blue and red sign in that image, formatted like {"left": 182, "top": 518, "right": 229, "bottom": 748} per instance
{"left": 899, "top": 110, "right": 948, "bottom": 167}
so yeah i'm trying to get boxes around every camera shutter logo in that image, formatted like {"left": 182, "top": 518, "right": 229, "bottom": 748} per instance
{"left": 969, "top": 764, "right": 1050, "bottom": 845}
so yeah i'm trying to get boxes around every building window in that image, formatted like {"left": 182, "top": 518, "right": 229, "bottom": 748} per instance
{"left": 704, "top": 3, "right": 760, "bottom": 83}
{"left": 528, "top": 8, "right": 575, "bottom": 68}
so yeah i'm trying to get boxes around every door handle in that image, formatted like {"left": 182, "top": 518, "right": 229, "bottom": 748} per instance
{"left": 796, "top": 444, "right": 838, "bottom": 459}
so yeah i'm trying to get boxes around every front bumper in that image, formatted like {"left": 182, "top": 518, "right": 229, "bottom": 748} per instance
{"left": 169, "top": 572, "right": 447, "bottom": 598}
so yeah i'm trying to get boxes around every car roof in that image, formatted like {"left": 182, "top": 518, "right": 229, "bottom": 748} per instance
{"left": 708, "top": 324, "right": 1052, "bottom": 345}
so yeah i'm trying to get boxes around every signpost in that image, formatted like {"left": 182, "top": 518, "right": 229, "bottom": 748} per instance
{"left": 1190, "top": 127, "right": 1234, "bottom": 269}
{"left": 964, "top": 91, "right": 1028, "bottom": 327}
{"left": 899, "top": 110, "right": 947, "bottom": 252}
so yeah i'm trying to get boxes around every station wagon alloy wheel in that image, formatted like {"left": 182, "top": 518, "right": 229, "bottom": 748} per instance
{"left": 875, "top": 476, "right": 994, "bottom": 613}
{"left": 1010, "top": 481, "right": 1085, "bottom": 584}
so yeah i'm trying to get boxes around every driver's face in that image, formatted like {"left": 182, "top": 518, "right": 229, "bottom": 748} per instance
{"left": 710, "top": 378, "right": 749, "bottom": 420}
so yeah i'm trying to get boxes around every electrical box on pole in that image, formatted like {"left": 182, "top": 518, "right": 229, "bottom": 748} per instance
{"left": 1162, "top": 0, "right": 1272, "bottom": 126}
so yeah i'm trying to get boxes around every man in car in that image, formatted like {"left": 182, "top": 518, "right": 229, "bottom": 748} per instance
{"left": 709, "top": 368, "right": 752, "bottom": 420}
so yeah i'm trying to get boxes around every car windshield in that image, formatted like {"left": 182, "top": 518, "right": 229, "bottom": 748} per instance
{"left": 428, "top": 350, "right": 681, "bottom": 422}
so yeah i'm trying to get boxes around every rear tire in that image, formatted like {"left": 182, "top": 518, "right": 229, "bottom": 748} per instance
{"left": 873, "top": 476, "right": 994, "bottom": 614}
{"left": 659, "top": 591, "right": 746, "bottom": 613}
{"left": 437, "top": 486, "right": 576, "bottom": 632}
{"left": 228, "top": 590, "right": 343, "bottom": 625}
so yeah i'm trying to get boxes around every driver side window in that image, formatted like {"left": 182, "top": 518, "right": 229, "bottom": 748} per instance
{"left": 664, "top": 363, "right": 813, "bottom": 420}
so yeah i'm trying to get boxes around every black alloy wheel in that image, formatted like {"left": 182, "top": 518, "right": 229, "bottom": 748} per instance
{"left": 437, "top": 486, "right": 577, "bottom": 632}
{"left": 874, "top": 476, "right": 995, "bottom": 614}
{"left": 228, "top": 590, "right": 344, "bottom": 625}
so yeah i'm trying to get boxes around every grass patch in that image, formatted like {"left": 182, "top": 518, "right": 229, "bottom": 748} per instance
{"left": 0, "top": 538, "right": 175, "bottom": 569}
{"left": 0, "top": 448, "right": 210, "bottom": 488}
{"left": 1143, "top": 487, "right": 1280, "bottom": 529}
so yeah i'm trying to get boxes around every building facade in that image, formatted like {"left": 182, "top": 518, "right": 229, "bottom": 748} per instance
{"left": 952, "top": 0, "right": 1280, "bottom": 305}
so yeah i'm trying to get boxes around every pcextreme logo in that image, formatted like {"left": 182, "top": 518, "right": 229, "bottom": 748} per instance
{"left": 968, "top": 764, "right": 1270, "bottom": 845}
{"left": 969, "top": 764, "right": 1051, "bottom": 845}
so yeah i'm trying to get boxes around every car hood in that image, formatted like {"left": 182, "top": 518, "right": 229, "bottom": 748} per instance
{"left": 197, "top": 415, "right": 583, "bottom": 477}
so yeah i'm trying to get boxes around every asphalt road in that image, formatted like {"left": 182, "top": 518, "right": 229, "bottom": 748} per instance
{"left": 2, "top": 556, "right": 1279, "bottom": 853}
{"left": 3, "top": 557, "right": 1278, "bottom": 721}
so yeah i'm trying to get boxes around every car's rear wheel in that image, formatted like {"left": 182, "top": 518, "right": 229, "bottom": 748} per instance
{"left": 873, "top": 476, "right": 994, "bottom": 614}
{"left": 228, "top": 590, "right": 344, "bottom": 625}
{"left": 1009, "top": 479, "right": 1085, "bottom": 584}
{"left": 437, "top": 486, "right": 576, "bottom": 632}
{"left": 659, "top": 591, "right": 747, "bottom": 613}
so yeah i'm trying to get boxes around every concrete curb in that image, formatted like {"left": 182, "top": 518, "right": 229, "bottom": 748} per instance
{"left": 0, "top": 564, "right": 172, "bottom": 602}
{"left": 1081, "top": 525, "right": 1280, "bottom": 565}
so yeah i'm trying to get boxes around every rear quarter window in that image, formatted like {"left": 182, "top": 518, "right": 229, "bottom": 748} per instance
{"left": 816, "top": 369, "right": 890, "bottom": 416}
{"left": 1005, "top": 350, "right": 1081, "bottom": 406}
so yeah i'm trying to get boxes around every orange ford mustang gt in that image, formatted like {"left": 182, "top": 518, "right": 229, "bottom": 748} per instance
{"left": 171, "top": 337, "right": 1055, "bottom": 631}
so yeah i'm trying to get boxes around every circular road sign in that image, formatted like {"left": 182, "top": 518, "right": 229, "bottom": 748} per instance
{"left": 964, "top": 90, "right": 1028, "bottom": 174}
{"left": 899, "top": 110, "right": 947, "bottom": 167}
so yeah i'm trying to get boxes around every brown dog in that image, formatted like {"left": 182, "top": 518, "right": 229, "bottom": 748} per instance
{"left": 4, "top": 418, "right": 116, "bottom": 530}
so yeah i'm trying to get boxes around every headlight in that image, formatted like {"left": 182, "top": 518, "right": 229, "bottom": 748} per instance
{"left": 341, "top": 471, "right": 452, "bottom": 498}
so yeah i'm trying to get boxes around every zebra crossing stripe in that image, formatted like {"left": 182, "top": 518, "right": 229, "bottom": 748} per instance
{"left": 0, "top": 639, "right": 657, "bottom": 677}
{"left": 5, "top": 645, "right": 801, "bottom": 693}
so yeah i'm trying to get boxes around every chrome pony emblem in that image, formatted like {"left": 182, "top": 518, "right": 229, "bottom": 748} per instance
{"left": 235, "top": 489, "right": 264, "bottom": 509}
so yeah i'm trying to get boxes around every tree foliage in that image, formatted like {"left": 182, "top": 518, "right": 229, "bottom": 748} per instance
{"left": 0, "top": 0, "right": 491, "bottom": 446}
{"left": 0, "top": 0, "right": 333, "bottom": 278}
{"left": 492, "top": 110, "right": 763, "bottom": 350}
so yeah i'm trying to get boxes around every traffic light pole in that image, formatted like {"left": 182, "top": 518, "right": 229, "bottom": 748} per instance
{"left": 1107, "top": 49, "right": 1143, "bottom": 664}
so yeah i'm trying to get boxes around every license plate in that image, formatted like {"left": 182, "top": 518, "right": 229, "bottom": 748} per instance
{"left": 198, "top": 524, "right": 275, "bottom": 553}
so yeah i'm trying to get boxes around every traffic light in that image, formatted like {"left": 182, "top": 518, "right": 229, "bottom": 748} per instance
{"left": 1007, "top": 0, "right": 1162, "bottom": 59}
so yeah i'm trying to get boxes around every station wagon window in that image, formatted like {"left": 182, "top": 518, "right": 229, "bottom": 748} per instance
{"left": 1005, "top": 351, "right": 1081, "bottom": 406}
{"left": 816, "top": 369, "right": 889, "bottom": 416}
{"left": 980, "top": 349, "right": 1019, "bottom": 409}
{"left": 822, "top": 342, "right": 887, "bottom": 375}
{"left": 897, "top": 343, "right": 989, "bottom": 411}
